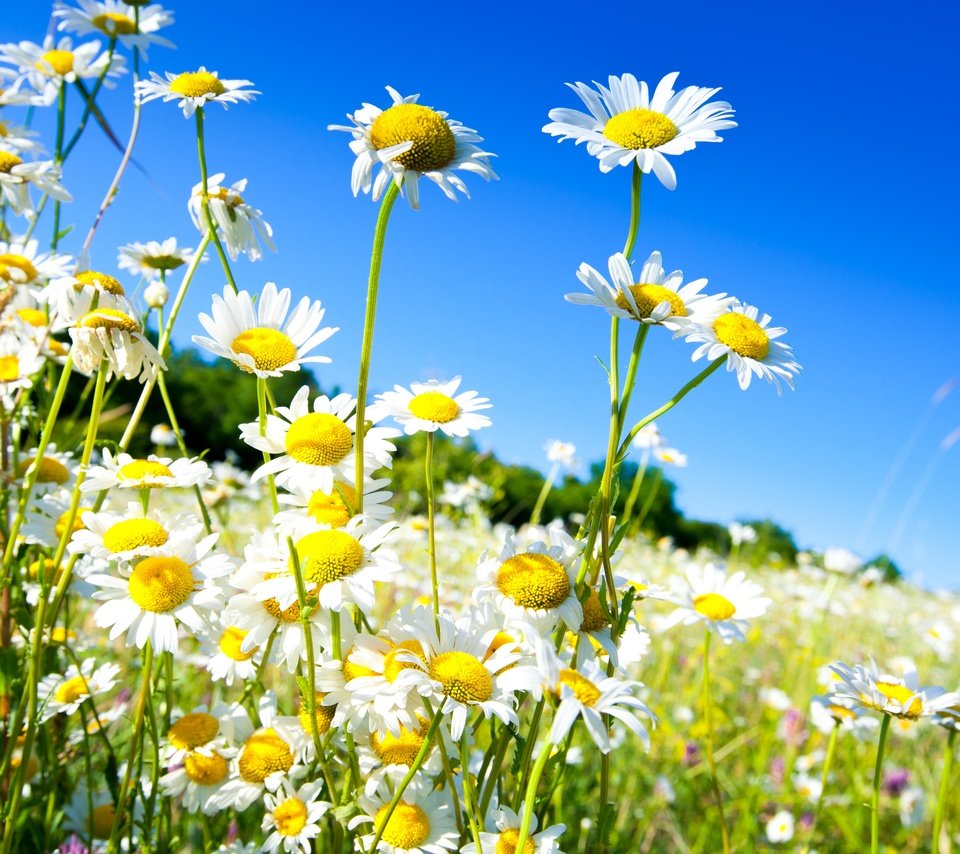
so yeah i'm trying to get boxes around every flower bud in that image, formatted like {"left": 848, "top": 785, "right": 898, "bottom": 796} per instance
{"left": 144, "top": 281, "right": 169, "bottom": 309}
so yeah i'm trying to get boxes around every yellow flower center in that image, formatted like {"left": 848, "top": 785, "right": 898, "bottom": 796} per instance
{"left": 496, "top": 553, "right": 571, "bottom": 610}
{"left": 28, "top": 558, "right": 60, "bottom": 583}
{"left": 91, "top": 12, "right": 138, "bottom": 35}
{"left": 828, "top": 704, "right": 857, "bottom": 721}
{"left": 118, "top": 459, "right": 174, "bottom": 483}
{"left": 580, "top": 590, "right": 610, "bottom": 633}
{"left": 102, "top": 518, "right": 168, "bottom": 553}
{"left": 208, "top": 186, "right": 244, "bottom": 207}
{"left": 238, "top": 729, "right": 294, "bottom": 783}
{"left": 603, "top": 108, "right": 678, "bottom": 149}
{"left": 408, "top": 390, "right": 459, "bottom": 423}
{"left": 273, "top": 797, "right": 309, "bottom": 837}
{"left": 298, "top": 693, "right": 335, "bottom": 735}
{"left": 342, "top": 647, "right": 377, "bottom": 682}
{"left": 371, "top": 719, "right": 429, "bottom": 766}
{"left": 16, "top": 307, "right": 47, "bottom": 325}
{"left": 0, "top": 355, "right": 19, "bottom": 382}
{"left": 0, "top": 254, "right": 39, "bottom": 283}
{"left": 55, "top": 509, "right": 89, "bottom": 541}
{"left": 127, "top": 556, "right": 196, "bottom": 613}
{"left": 79, "top": 308, "right": 139, "bottom": 332}
{"left": 38, "top": 50, "right": 75, "bottom": 76}
{"left": 874, "top": 682, "right": 923, "bottom": 719}
{"left": 382, "top": 640, "right": 426, "bottom": 682}
{"left": 183, "top": 750, "right": 229, "bottom": 786}
{"left": 169, "top": 71, "right": 227, "bottom": 98}
{"left": 291, "top": 529, "right": 364, "bottom": 586}
{"left": 306, "top": 483, "right": 355, "bottom": 527}
{"left": 261, "top": 579, "right": 301, "bottom": 621}
{"left": 54, "top": 675, "right": 91, "bottom": 705}
{"left": 614, "top": 283, "right": 686, "bottom": 320}
{"left": 21, "top": 455, "right": 70, "bottom": 484}
{"left": 219, "top": 626, "right": 256, "bottom": 661}
{"left": 140, "top": 254, "right": 185, "bottom": 271}
{"left": 50, "top": 627, "right": 77, "bottom": 644}
{"left": 285, "top": 413, "right": 353, "bottom": 466}
{"left": 0, "top": 151, "right": 23, "bottom": 173}
{"left": 558, "top": 668, "right": 601, "bottom": 706}
{"left": 713, "top": 313, "right": 770, "bottom": 361}
{"left": 496, "top": 828, "right": 536, "bottom": 854}
{"left": 369, "top": 102, "right": 457, "bottom": 172}
{"left": 168, "top": 712, "right": 219, "bottom": 750}
{"left": 693, "top": 592, "right": 736, "bottom": 621}
{"left": 74, "top": 270, "right": 125, "bottom": 295}
{"left": 230, "top": 327, "right": 298, "bottom": 373}
{"left": 90, "top": 803, "right": 116, "bottom": 839}
{"left": 374, "top": 801, "right": 431, "bottom": 849}
{"left": 429, "top": 651, "right": 493, "bottom": 703}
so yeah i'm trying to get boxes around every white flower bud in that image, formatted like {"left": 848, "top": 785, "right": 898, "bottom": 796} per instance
{"left": 144, "top": 281, "right": 169, "bottom": 308}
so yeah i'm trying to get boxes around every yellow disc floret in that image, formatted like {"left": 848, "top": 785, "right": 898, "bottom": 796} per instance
{"left": 168, "top": 712, "right": 219, "bottom": 750}
{"left": 140, "top": 254, "right": 186, "bottom": 271}
{"left": 693, "top": 592, "right": 736, "bottom": 621}
{"left": 429, "top": 651, "right": 493, "bottom": 703}
{"left": 219, "top": 626, "right": 256, "bottom": 661}
{"left": 55, "top": 509, "right": 89, "bottom": 541}
{"left": 298, "top": 693, "right": 335, "bottom": 736}
{"left": 169, "top": 71, "right": 226, "bottom": 98}
{"left": 273, "top": 797, "right": 309, "bottom": 837}
{"left": 382, "top": 640, "right": 426, "bottom": 682}
{"left": 230, "top": 328, "right": 297, "bottom": 373}
{"left": 342, "top": 647, "right": 377, "bottom": 682}
{"left": 102, "top": 518, "right": 169, "bottom": 553}
{"left": 91, "top": 12, "right": 137, "bottom": 34}
{"left": 262, "top": 595, "right": 301, "bottom": 623}
{"left": 74, "top": 270, "right": 125, "bottom": 295}
{"left": 20, "top": 455, "right": 70, "bottom": 484}
{"left": 0, "top": 151, "right": 23, "bottom": 174}
{"left": 408, "top": 391, "right": 460, "bottom": 423}
{"left": 371, "top": 718, "right": 429, "bottom": 766}
{"left": 183, "top": 750, "right": 229, "bottom": 786}
{"left": 615, "top": 283, "right": 686, "bottom": 320}
{"left": 238, "top": 729, "right": 294, "bottom": 783}
{"left": 285, "top": 413, "right": 352, "bottom": 466}
{"left": 38, "top": 50, "right": 75, "bottom": 76}
{"left": 0, "top": 355, "right": 19, "bottom": 382}
{"left": 580, "top": 590, "right": 610, "bottom": 633}
{"left": 306, "top": 483, "right": 355, "bottom": 527}
{"left": 374, "top": 801, "right": 431, "bottom": 849}
{"left": 874, "top": 682, "right": 923, "bottom": 719}
{"left": 54, "top": 675, "right": 91, "bottom": 705}
{"left": 0, "top": 254, "right": 40, "bottom": 283}
{"left": 79, "top": 308, "right": 139, "bottom": 332}
{"left": 603, "top": 108, "right": 678, "bottom": 150}
{"left": 291, "top": 529, "right": 363, "bottom": 586}
{"left": 496, "top": 553, "right": 571, "bottom": 610}
{"left": 497, "top": 828, "right": 536, "bottom": 854}
{"left": 713, "top": 313, "right": 770, "bottom": 360}
{"left": 558, "top": 668, "right": 601, "bottom": 707}
{"left": 118, "top": 459, "right": 174, "bottom": 482}
{"left": 127, "top": 556, "right": 195, "bottom": 612}
{"left": 369, "top": 103, "right": 457, "bottom": 172}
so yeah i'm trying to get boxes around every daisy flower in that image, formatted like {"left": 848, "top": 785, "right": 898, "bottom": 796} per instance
{"left": 162, "top": 702, "right": 250, "bottom": 764}
{"left": 37, "top": 658, "right": 120, "bottom": 722}
{"left": 87, "top": 533, "right": 232, "bottom": 653}
{"left": 261, "top": 779, "right": 332, "bottom": 854}
{"left": 461, "top": 806, "right": 565, "bottom": 854}
{"left": 662, "top": 562, "right": 771, "bottom": 643}
{"left": 567, "top": 250, "right": 726, "bottom": 329}
{"left": 21, "top": 490, "right": 90, "bottom": 549}
{"left": 329, "top": 85, "right": 498, "bottom": 209}
{"left": 160, "top": 743, "right": 237, "bottom": 815}
{"left": 117, "top": 237, "right": 196, "bottom": 280}
{"left": 82, "top": 449, "right": 210, "bottom": 492}
{"left": 276, "top": 690, "right": 340, "bottom": 763}
{"left": 274, "top": 476, "right": 393, "bottom": 530}
{"left": 543, "top": 71, "right": 736, "bottom": 190}
{"left": 69, "top": 503, "right": 203, "bottom": 561}
{"left": 54, "top": 0, "right": 175, "bottom": 52}
{"left": 829, "top": 660, "right": 960, "bottom": 721}
{"left": 187, "top": 172, "right": 275, "bottom": 261}
{"left": 18, "top": 444, "right": 77, "bottom": 493}
{"left": 475, "top": 528, "right": 583, "bottom": 634}
{"left": 0, "top": 67, "right": 43, "bottom": 107}
{"left": 809, "top": 693, "right": 878, "bottom": 740}
{"left": 0, "top": 238, "right": 74, "bottom": 289}
{"left": 370, "top": 377, "right": 492, "bottom": 437}
{"left": 681, "top": 301, "right": 801, "bottom": 393}
{"left": 654, "top": 446, "right": 687, "bottom": 467}
{"left": 136, "top": 67, "right": 258, "bottom": 117}
{"left": 241, "top": 386, "right": 398, "bottom": 493}
{"left": 0, "top": 119, "right": 41, "bottom": 154}
{"left": 192, "top": 283, "right": 337, "bottom": 378}
{"left": 0, "top": 333, "right": 44, "bottom": 399}
{"left": 61, "top": 787, "right": 123, "bottom": 847}
{"left": 43, "top": 268, "right": 129, "bottom": 320}
{"left": 200, "top": 619, "right": 263, "bottom": 686}
{"left": 68, "top": 300, "right": 165, "bottom": 382}
{"left": 0, "top": 151, "right": 71, "bottom": 217}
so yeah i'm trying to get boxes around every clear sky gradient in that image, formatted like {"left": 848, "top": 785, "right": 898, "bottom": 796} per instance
{"left": 3, "top": 1, "right": 959, "bottom": 587}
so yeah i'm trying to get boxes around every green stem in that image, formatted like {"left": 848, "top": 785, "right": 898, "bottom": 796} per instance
{"left": 513, "top": 742, "right": 555, "bottom": 854}
{"left": 529, "top": 462, "right": 560, "bottom": 527}
{"left": 623, "top": 163, "right": 643, "bottom": 260}
{"left": 61, "top": 38, "right": 116, "bottom": 162}
{"left": 51, "top": 84, "right": 66, "bottom": 250}
{"left": 632, "top": 468, "right": 662, "bottom": 533}
{"left": 702, "top": 629, "right": 731, "bottom": 854}
{"left": 257, "top": 378, "right": 280, "bottom": 514}
{"left": 803, "top": 722, "right": 839, "bottom": 854}
{"left": 871, "top": 714, "right": 891, "bottom": 854}
{"left": 620, "top": 453, "right": 648, "bottom": 532}
{"left": 459, "top": 736, "right": 483, "bottom": 850}
{"left": 425, "top": 431, "right": 440, "bottom": 624}
{"left": 354, "top": 180, "right": 401, "bottom": 512}
{"left": 194, "top": 108, "right": 237, "bottom": 292}
{"left": 617, "top": 324, "right": 648, "bottom": 428}
{"left": 933, "top": 728, "right": 955, "bottom": 853}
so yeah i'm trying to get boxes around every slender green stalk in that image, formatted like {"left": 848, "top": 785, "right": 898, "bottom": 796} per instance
{"left": 512, "top": 741, "right": 555, "bottom": 853}
{"left": 425, "top": 431, "right": 440, "bottom": 623}
{"left": 354, "top": 180, "right": 401, "bottom": 512}
{"left": 257, "top": 378, "right": 280, "bottom": 514}
{"left": 51, "top": 84, "right": 66, "bottom": 250}
{"left": 702, "top": 629, "right": 731, "bottom": 854}
{"left": 459, "top": 736, "right": 483, "bottom": 850}
{"left": 932, "top": 728, "right": 956, "bottom": 854}
{"left": 623, "top": 163, "right": 642, "bottom": 260}
{"left": 617, "top": 324, "right": 649, "bottom": 429}
{"left": 530, "top": 462, "right": 560, "bottom": 527}
{"left": 871, "top": 714, "right": 892, "bottom": 854}
{"left": 620, "top": 452, "right": 648, "bottom": 532}
{"left": 61, "top": 37, "right": 117, "bottom": 162}
{"left": 194, "top": 108, "right": 237, "bottom": 291}
{"left": 803, "top": 722, "right": 839, "bottom": 854}
{"left": 632, "top": 467, "right": 663, "bottom": 533}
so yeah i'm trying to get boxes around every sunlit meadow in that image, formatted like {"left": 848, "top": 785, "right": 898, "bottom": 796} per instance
{"left": 0, "top": 4, "right": 958, "bottom": 854}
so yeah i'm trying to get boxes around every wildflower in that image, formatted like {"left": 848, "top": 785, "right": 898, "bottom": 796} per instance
{"left": 370, "top": 376, "right": 491, "bottom": 437}
{"left": 81, "top": 450, "right": 210, "bottom": 492}
{"left": 117, "top": 237, "right": 195, "bottom": 280}
{"left": 187, "top": 173, "right": 275, "bottom": 261}
{"left": 0, "top": 238, "right": 73, "bottom": 288}
{"left": 0, "top": 152, "right": 71, "bottom": 216}
{"left": 461, "top": 805, "right": 565, "bottom": 854}
{"left": 199, "top": 619, "right": 262, "bottom": 687}
{"left": 274, "top": 477, "right": 393, "bottom": 530}
{"left": 764, "top": 810, "right": 795, "bottom": 844}
{"left": 37, "top": 659, "right": 120, "bottom": 722}
{"left": 68, "top": 300, "right": 165, "bottom": 382}
{"left": 54, "top": 0, "right": 175, "bottom": 52}
{"left": 545, "top": 438, "right": 578, "bottom": 469}
{"left": 137, "top": 67, "right": 258, "bottom": 117}
{"left": 829, "top": 660, "right": 960, "bottom": 721}
{"left": 261, "top": 780, "right": 332, "bottom": 854}
{"left": 69, "top": 503, "right": 203, "bottom": 561}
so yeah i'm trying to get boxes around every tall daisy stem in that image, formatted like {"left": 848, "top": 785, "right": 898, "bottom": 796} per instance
{"left": 194, "top": 108, "right": 237, "bottom": 292}
{"left": 932, "top": 729, "right": 956, "bottom": 854}
{"left": 425, "top": 431, "right": 440, "bottom": 623}
{"left": 354, "top": 181, "right": 400, "bottom": 513}
{"left": 871, "top": 714, "right": 891, "bottom": 854}
{"left": 459, "top": 736, "right": 483, "bottom": 850}
{"left": 702, "top": 629, "right": 731, "bottom": 854}
{"left": 530, "top": 462, "right": 560, "bottom": 527}
{"left": 513, "top": 741, "right": 555, "bottom": 854}
{"left": 803, "top": 722, "right": 839, "bottom": 853}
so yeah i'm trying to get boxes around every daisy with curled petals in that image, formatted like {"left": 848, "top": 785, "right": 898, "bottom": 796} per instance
{"left": 543, "top": 71, "right": 736, "bottom": 190}
{"left": 461, "top": 805, "right": 565, "bottom": 854}
{"left": 261, "top": 779, "right": 332, "bottom": 854}
{"left": 67, "top": 297, "right": 165, "bottom": 381}
{"left": 662, "top": 562, "right": 770, "bottom": 644}
{"left": 199, "top": 617, "right": 263, "bottom": 687}
{"left": 349, "top": 773, "right": 459, "bottom": 854}
{"left": 0, "top": 151, "right": 71, "bottom": 216}
{"left": 535, "top": 638, "right": 655, "bottom": 754}
{"left": 241, "top": 386, "right": 398, "bottom": 493}
{"left": 809, "top": 693, "right": 878, "bottom": 740}
{"left": 370, "top": 376, "right": 492, "bottom": 437}
{"left": 44, "top": 268, "right": 128, "bottom": 320}
{"left": 329, "top": 85, "right": 498, "bottom": 210}
{"left": 136, "top": 67, "right": 258, "bottom": 118}
{"left": 568, "top": 250, "right": 728, "bottom": 329}
{"left": 681, "top": 300, "right": 801, "bottom": 393}
{"left": 117, "top": 237, "right": 196, "bottom": 280}
{"left": 81, "top": 449, "right": 210, "bottom": 492}
{"left": 274, "top": 476, "right": 393, "bottom": 530}
{"left": 0, "top": 238, "right": 73, "bottom": 289}
{"left": 187, "top": 173, "right": 275, "bottom": 261}
{"left": 828, "top": 660, "right": 960, "bottom": 721}
{"left": 54, "top": 0, "right": 175, "bottom": 52}
{"left": 192, "top": 283, "right": 337, "bottom": 378}
{"left": 69, "top": 502, "right": 203, "bottom": 561}
{"left": 37, "top": 658, "right": 120, "bottom": 722}
{"left": 87, "top": 533, "right": 232, "bottom": 652}
{"left": 475, "top": 527, "right": 583, "bottom": 634}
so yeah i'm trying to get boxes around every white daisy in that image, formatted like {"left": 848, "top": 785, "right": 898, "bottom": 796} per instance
{"left": 661, "top": 562, "right": 771, "bottom": 643}
{"left": 829, "top": 660, "right": 960, "bottom": 721}
{"left": 261, "top": 779, "right": 332, "bottom": 854}
{"left": 809, "top": 693, "right": 878, "bottom": 740}
{"left": 0, "top": 67, "right": 44, "bottom": 107}
{"left": 199, "top": 619, "right": 263, "bottom": 686}
{"left": 61, "top": 787, "right": 124, "bottom": 847}
{"left": 162, "top": 702, "right": 250, "bottom": 764}
{"left": 37, "top": 658, "right": 120, "bottom": 722}
{"left": 0, "top": 238, "right": 74, "bottom": 289}
{"left": 543, "top": 71, "right": 736, "bottom": 190}
{"left": 69, "top": 503, "right": 203, "bottom": 561}
{"left": 370, "top": 376, "right": 492, "bottom": 437}
{"left": 0, "top": 151, "right": 71, "bottom": 216}
{"left": 159, "top": 743, "right": 236, "bottom": 815}
{"left": 460, "top": 805, "right": 565, "bottom": 854}
{"left": 54, "top": 0, "right": 175, "bottom": 53}
{"left": 67, "top": 298, "right": 165, "bottom": 382}
{"left": 193, "top": 283, "right": 337, "bottom": 378}
{"left": 329, "top": 85, "right": 498, "bottom": 210}
{"left": 0, "top": 117, "right": 41, "bottom": 154}
{"left": 21, "top": 489, "right": 90, "bottom": 549}
{"left": 117, "top": 237, "right": 196, "bottom": 281}
{"left": 17, "top": 444, "right": 77, "bottom": 494}
{"left": 187, "top": 172, "right": 275, "bottom": 261}
{"left": 82, "top": 449, "right": 210, "bottom": 492}
{"left": 0, "top": 333, "right": 44, "bottom": 400}
{"left": 567, "top": 250, "right": 728, "bottom": 329}
{"left": 43, "top": 268, "right": 129, "bottom": 320}
{"left": 681, "top": 301, "right": 801, "bottom": 393}
{"left": 241, "top": 386, "right": 398, "bottom": 493}
{"left": 274, "top": 476, "right": 393, "bottom": 530}
{"left": 136, "top": 67, "right": 258, "bottom": 117}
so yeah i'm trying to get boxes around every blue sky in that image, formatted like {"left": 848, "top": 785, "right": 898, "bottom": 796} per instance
{"left": 3, "top": 1, "right": 959, "bottom": 587}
